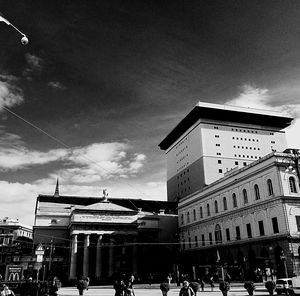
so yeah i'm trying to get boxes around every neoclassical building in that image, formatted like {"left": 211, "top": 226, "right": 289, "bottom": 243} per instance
{"left": 178, "top": 150, "right": 300, "bottom": 279}
{"left": 33, "top": 190, "right": 178, "bottom": 283}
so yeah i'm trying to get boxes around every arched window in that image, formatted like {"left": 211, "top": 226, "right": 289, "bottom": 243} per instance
{"left": 232, "top": 193, "right": 237, "bottom": 208}
{"left": 215, "top": 224, "right": 222, "bottom": 244}
{"left": 243, "top": 189, "right": 248, "bottom": 204}
{"left": 254, "top": 184, "right": 260, "bottom": 200}
{"left": 215, "top": 200, "right": 219, "bottom": 213}
{"left": 223, "top": 197, "right": 228, "bottom": 211}
{"left": 207, "top": 204, "right": 210, "bottom": 216}
{"left": 187, "top": 211, "right": 190, "bottom": 223}
{"left": 267, "top": 179, "right": 274, "bottom": 195}
{"left": 200, "top": 206, "right": 203, "bottom": 218}
{"left": 289, "top": 177, "right": 297, "bottom": 193}
{"left": 193, "top": 209, "right": 196, "bottom": 221}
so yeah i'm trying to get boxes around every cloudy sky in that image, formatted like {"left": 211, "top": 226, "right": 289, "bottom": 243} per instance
{"left": 1, "top": 0, "right": 300, "bottom": 226}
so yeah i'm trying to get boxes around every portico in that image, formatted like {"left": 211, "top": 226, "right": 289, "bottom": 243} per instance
{"left": 69, "top": 231, "right": 138, "bottom": 281}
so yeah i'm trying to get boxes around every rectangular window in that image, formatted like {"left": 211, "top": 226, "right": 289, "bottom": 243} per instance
{"left": 296, "top": 216, "right": 300, "bottom": 231}
{"left": 202, "top": 234, "right": 205, "bottom": 246}
{"left": 218, "top": 160, "right": 222, "bottom": 164}
{"left": 272, "top": 217, "right": 279, "bottom": 233}
{"left": 235, "top": 161, "right": 238, "bottom": 165}
{"left": 226, "top": 228, "right": 230, "bottom": 241}
{"left": 246, "top": 223, "right": 252, "bottom": 238}
{"left": 195, "top": 236, "right": 198, "bottom": 247}
{"left": 258, "top": 220, "right": 265, "bottom": 236}
{"left": 219, "top": 169, "right": 223, "bottom": 173}
{"left": 236, "top": 226, "right": 241, "bottom": 240}
{"left": 209, "top": 233, "right": 213, "bottom": 245}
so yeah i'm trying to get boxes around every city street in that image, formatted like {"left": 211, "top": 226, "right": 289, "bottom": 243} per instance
{"left": 58, "top": 284, "right": 269, "bottom": 296}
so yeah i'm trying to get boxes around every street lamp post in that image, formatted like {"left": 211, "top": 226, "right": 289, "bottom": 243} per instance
{"left": 0, "top": 13, "right": 28, "bottom": 45}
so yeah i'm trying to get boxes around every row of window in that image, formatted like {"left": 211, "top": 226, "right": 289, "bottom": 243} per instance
{"left": 234, "top": 154, "right": 260, "bottom": 159}
{"left": 233, "top": 137, "right": 259, "bottom": 142}
{"left": 231, "top": 128, "right": 258, "bottom": 133}
{"left": 181, "top": 177, "right": 298, "bottom": 225}
{"left": 182, "top": 217, "right": 279, "bottom": 249}
{"left": 233, "top": 146, "right": 260, "bottom": 150}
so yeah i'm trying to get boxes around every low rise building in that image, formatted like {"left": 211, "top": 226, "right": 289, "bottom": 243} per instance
{"left": 0, "top": 217, "right": 33, "bottom": 279}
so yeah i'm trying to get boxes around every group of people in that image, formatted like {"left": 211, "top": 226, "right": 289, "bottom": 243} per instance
{"left": 76, "top": 277, "right": 90, "bottom": 295}
{"left": 113, "top": 274, "right": 135, "bottom": 296}
{"left": 0, "top": 276, "right": 60, "bottom": 296}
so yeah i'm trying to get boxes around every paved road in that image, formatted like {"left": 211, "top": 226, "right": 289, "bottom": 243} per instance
{"left": 58, "top": 285, "right": 270, "bottom": 296}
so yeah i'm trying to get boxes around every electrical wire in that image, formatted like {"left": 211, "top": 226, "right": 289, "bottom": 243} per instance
{"left": 1, "top": 106, "right": 156, "bottom": 200}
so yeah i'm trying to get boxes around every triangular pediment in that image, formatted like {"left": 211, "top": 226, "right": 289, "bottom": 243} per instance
{"left": 77, "top": 201, "right": 134, "bottom": 212}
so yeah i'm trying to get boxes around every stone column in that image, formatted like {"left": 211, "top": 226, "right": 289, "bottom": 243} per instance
{"left": 83, "top": 234, "right": 90, "bottom": 277}
{"left": 108, "top": 236, "right": 115, "bottom": 277}
{"left": 69, "top": 234, "right": 78, "bottom": 280}
{"left": 132, "top": 236, "right": 137, "bottom": 273}
{"left": 95, "top": 234, "right": 103, "bottom": 279}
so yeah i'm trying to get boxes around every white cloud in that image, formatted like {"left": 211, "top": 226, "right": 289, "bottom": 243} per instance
{"left": 227, "top": 84, "right": 300, "bottom": 149}
{"left": 0, "top": 129, "right": 147, "bottom": 181}
{"left": 48, "top": 81, "right": 66, "bottom": 90}
{"left": 228, "top": 84, "right": 272, "bottom": 109}
{"left": 0, "top": 76, "right": 24, "bottom": 111}
{"left": 0, "top": 173, "right": 166, "bottom": 226}
{"left": 0, "top": 181, "right": 37, "bottom": 226}
{"left": 23, "top": 53, "right": 44, "bottom": 80}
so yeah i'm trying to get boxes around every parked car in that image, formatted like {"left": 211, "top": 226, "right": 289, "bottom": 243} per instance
{"left": 275, "top": 278, "right": 293, "bottom": 295}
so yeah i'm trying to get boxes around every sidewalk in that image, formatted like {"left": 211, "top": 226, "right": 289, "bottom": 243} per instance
{"left": 84, "top": 281, "right": 267, "bottom": 291}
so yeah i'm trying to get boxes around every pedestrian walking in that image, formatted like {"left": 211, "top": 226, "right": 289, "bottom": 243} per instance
{"left": 179, "top": 281, "right": 195, "bottom": 296}
{"left": 160, "top": 282, "right": 170, "bottom": 296}
{"left": 199, "top": 277, "right": 204, "bottom": 291}
{"left": 167, "top": 274, "right": 172, "bottom": 284}
{"left": 113, "top": 277, "right": 126, "bottom": 296}
{"left": 76, "top": 279, "right": 85, "bottom": 296}
{"left": 1, "top": 285, "right": 15, "bottom": 296}
{"left": 209, "top": 276, "right": 214, "bottom": 291}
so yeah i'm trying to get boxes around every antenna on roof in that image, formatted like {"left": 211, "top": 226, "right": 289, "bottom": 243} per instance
{"left": 54, "top": 179, "right": 59, "bottom": 197}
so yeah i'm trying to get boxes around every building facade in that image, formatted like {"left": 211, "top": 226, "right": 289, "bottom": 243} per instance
{"left": 0, "top": 217, "right": 33, "bottom": 279}
{"left": 159, "top": 102, "right": 300, "bottom": 280}
{"left": 159, "top": 102, "right": 293, "bottom": 201}
{"left": 33, "top": 191, "right": 178, "bottom": 284}
{"left": 178, "top": 151, "right": 300, "bottom": 280}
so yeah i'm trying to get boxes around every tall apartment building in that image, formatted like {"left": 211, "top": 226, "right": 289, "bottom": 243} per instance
{"left": 159, "top": 102, "right": 293, "bottom": 202}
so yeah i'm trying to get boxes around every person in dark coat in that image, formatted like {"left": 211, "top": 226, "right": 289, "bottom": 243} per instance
{"left": 76, "top": 279, "right": 85, "bottom": 296}
{"left": 113, "top": 277, "right": 126, "bottom": 296}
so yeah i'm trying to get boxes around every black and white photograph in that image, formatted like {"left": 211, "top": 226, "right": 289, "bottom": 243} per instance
{"left": 1, "top": 1, "right": 300, "bottom": 295}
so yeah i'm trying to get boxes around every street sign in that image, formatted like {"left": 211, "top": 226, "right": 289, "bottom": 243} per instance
{"left": 36, "top": 255, "right": 43, "bottom": 262}
{"left": 35, "top": 244, "right": 44, "bottom": 256}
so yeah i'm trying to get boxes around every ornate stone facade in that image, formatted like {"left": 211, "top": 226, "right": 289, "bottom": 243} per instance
{"left": 33, "top": 194, "right": 178, "bottom": 283}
